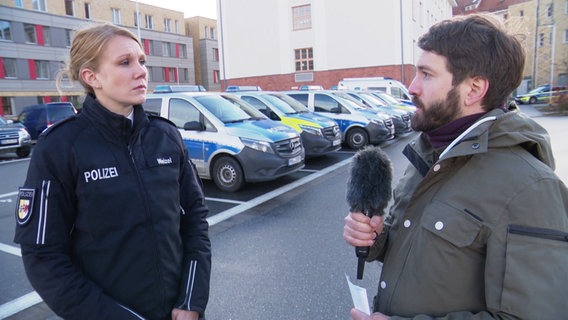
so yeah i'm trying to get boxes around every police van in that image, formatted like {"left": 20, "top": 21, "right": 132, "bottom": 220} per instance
{"left": 145, "top": 92, "right": 304, "bottom": 192}
{"left": 231, "top": 91, "right": 342, "bottom": 158}
{"left": 282, "top": 90, "right": 395, "bottom": 149}
{"left": 338, "top": 77, "right": 411, "bottom": 102}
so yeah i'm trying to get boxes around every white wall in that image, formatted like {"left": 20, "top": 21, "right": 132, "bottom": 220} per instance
{"left": 218, "top": 0, "right": 455, "bottom": 80}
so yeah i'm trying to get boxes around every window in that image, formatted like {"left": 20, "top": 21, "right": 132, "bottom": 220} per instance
{"left": 209, "top": 27, "right": 215, "bottom": 39}
{"left": 213, "top": 70, "right": 220, "bottom": 84}
{"left": 33, "top": 0, "right": 47, "bottom": 11}
{"left": 145, "top": 15, "right": 154, "bottom": 29}
{"left": 65, "top": 29, "right": 72, "bottom": 47}
{"left": 169, "top": 99, "right": 200, "bottom": 129}
{"left": 1, "top": 97, "right": 14, "bottom": 116}
{"left": 175, "top": 20, "right": 179, "bottom": 33}
{"left": 134, "top": 12, "right": 140, "bottom": 27}
{"left": 547, "top": 4, "right": 553, "bottom": 17}
{"left": 85, "top": 3, "right": 91, "bottom": 19}
{"left": 147, "top": 66, "right": 153, "bottom": 81}
{"left": 179, "top": 44, "right": 187, "bottom": 58}
{"left": 3, "top": 58, "right": 17, "bottom": 78}
{"left": 0, "top": 20, "right": 11, "bottom": 41}
{"left": 564, "top": 29, "right": 568, "bottom": 43}
{"left": 520, "top": 10, "right": 524, "bottom": 17}
{"left": 24, "top": 24, "right": 37, "bottom": 43}
{"left": 294, "top": 48, "right": 314, "bottom": 72}
{"left": 213, "top": 48, "right": 219, "bottom": 61}
{"left": 292, "top": 4, "right": 311, "bottom": 30}
{"left": 111, "top": 8, "right": 121, "bottom": 25}
{"left": 164, "top": 18, "right": 172, "bottom": 32}
{"left": 163, "top": 42, "right": 171, "bottom": 57}
{"left": 539, "top": 33, "right": 545, "bottom": 47}
{"left": 15, "top": 0, "right": 23, "bottom": 8}
{"left": 43, "top": 26, "right": 50, "bottom": 46}
{"left": 65, "top": 0, "right": 74, "bottom": 16}
{"left": 35, "top": 60, "right": 50, "bottom": 79}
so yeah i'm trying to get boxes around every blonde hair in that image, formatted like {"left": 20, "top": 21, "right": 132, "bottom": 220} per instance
{"left": 57, "top": 23, "right": 142, "bottom": 95}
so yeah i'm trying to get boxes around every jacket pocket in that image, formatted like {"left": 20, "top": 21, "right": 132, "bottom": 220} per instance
{"left": 421, "top": 201, "right": 483, "bottom": 248}
{"left": 501, "top": 225, "right": 568, "bottom": 318}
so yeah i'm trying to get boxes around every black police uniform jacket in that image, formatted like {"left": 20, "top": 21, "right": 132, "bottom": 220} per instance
{"left": 14, "top": 94, "right": 211, "bottom": 320}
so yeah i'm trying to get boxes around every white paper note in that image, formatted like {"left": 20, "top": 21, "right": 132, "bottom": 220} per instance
{"left": 345, "top": 273, "right": 370, "bottom": 315}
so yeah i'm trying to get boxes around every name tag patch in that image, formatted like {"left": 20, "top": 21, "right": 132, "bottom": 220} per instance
{"left": 83, "top": 167, "right": 119, "bottom": 183}
{"left": 16, "top": 188, "right": 35, "bottom": 225}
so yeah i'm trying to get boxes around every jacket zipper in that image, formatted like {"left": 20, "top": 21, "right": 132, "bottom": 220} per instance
{"left": 127, "top": 143, "right": 168, "bottom": 310}
{"left": 508, "top": 224, "right": 568, "bottom": 242}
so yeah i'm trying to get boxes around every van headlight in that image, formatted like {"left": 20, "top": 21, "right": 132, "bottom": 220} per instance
{"left": 298, "top": 124, "right": 323, "bottom": 136}
{"left": 240, "top": 138, "right": 274, "bottom": 154}
{"left": 369, "top": 119, "right": 383, "bottom": 126}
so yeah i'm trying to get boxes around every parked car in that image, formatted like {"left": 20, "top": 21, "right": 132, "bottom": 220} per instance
{"left": 369, "top": 91, "right": 417, "bottom": 115}
{"left": 335, "top": 90, "right": 412, "bottom": 136}
{"left": 514, "top": 85, "right": 567, "bottom": 104}
{"left": 0, "top": 115, "right": 32, "bottom": 158}
{"left": 17, "top": 102, "right": 77, "bottom": 141}
{"left": 153, "top": 84, "right": 206, "bottom": 93}
{"left": 283, "top": 90, "right": 395, "bottom": 149}
{"left": 145, "top": 92, "right": 305, "bottom": 192}
{"left": 232, "top": 91, "right": 342, "bottom": 158}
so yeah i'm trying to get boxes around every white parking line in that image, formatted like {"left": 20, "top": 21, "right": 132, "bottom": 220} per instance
{"left": 0, "top": 243, "right": 20, "bottom": 257}
{"left": 0, "top": 292, "right": 42, "bottom": 319}
{"left": 0, "top": 191, "right": 18, "bottom": 198}
{"left": 205, "top": 197, "right": 245, "bottom": 204}
{"left": 206, "top": 156, "right": 352, "bottom": 226}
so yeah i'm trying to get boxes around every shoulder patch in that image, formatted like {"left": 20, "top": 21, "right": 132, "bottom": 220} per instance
{"left": 41, "top": 114, "right": 79, "bottom": 137}
{"left": 16, "top": 188, "right": 36, "bottom": 225}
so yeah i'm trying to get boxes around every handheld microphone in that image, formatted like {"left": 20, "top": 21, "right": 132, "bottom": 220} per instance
{"left": 346, "top": 146, "right": 392, "bottom": 279}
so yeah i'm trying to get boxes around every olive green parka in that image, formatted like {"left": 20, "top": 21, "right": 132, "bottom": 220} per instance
{"left": 370, "top": 108, "right": 568, "bottom": 319}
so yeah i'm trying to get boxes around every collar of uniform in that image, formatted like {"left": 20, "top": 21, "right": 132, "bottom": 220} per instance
{"left": 81, "top": 94, "right": 149, "bottom": 143}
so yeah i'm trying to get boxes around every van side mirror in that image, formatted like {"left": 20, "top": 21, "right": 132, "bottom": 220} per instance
{"left": 184, "top": 121, "right": 205, "bottom": 131}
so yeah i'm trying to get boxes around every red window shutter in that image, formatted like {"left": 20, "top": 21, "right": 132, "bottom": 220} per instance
{"left": 144, "top": 39, "right": 150, "bottom": 55}
{"left": 36, "top": 25, "right": 45, "bottom": 46}
{"left": 164, "top": 67, "right": 170, "bottom": 82}
{"left": 28, "top": 60, "right": 37, "bottom": 80}
{"left": 0, "top": 57, "right": 5, "bottom": 78}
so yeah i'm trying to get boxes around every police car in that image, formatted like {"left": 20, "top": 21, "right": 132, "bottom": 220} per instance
{"left": 145, "top": 92, "right": 305, "bottom": 192}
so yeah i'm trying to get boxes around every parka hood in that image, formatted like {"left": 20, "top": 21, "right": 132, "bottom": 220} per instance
{"left": 440, "top": 108, "right": 555, "bottom": 170}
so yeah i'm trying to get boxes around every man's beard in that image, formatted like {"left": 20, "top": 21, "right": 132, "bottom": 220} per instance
{"left": 411, "top": 86, "right": 461, "bottom": 132}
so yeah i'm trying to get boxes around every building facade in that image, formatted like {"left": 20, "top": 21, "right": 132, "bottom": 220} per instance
{"left": 0, "top": 0, "right": 196, "bottom": 116}
{"left": 216, "top": 0, "right": 457, "bottom": 91}
{"left": 454, "top": 0, "right": 568, "bottom": 94}
{"left": 185, "top": 16, "right": 221, "bottom": 91}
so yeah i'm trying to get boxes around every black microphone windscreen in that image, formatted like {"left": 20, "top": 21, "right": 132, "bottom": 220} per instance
{"left": 346, "top": 146, "right": 392, "bottom": 216}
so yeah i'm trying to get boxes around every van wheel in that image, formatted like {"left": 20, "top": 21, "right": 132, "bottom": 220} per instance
{"left": 16, "top": 146, "right": 31, "bottom": 158}
{"left": 346, "top": 128, "right": 369, "bottom": 149}
{"left": 212, "top": 156, "right": 245, "bottom": 192}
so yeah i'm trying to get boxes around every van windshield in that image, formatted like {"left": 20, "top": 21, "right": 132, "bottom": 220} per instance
{"left": 47, "top": 106, "right": 76, "bottom": 122}
{"left": 195, "top": 95, "right": 253, "bottom": 123}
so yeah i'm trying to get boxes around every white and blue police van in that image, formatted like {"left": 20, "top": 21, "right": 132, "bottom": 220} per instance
{"left": 282, "top": 90, "right": 395, "bottom": 149}
{"left": 145, "top": 92, "right": 304, "bottom": 192}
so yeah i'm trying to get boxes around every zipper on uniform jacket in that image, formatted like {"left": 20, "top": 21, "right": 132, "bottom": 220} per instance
{"left": 508, "top": 224, "right": 568, "bottom": 242}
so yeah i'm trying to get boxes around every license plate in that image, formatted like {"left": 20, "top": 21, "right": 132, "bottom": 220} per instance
{"left": 288, "top": 155, "right": 302, "bottom": 166}
{"left": 1, "top": 139, "right": 18, "bottom": 145}
{"left": 332, "top": 139, "right": 341, "bottom": 146}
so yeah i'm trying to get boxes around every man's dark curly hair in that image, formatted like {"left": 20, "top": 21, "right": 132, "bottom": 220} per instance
{"left": 418, "top": 14, "right": 525, "bottom": 110}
